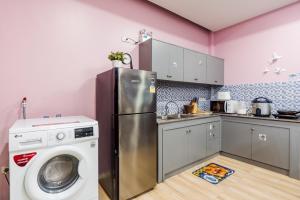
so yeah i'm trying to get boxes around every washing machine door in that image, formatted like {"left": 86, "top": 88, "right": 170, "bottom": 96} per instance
{"left": 24, "top": 146, "right": 89, "bottom": 200}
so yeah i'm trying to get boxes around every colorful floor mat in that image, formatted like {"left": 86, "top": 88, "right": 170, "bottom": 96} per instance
{"left": 192, "top": 163, "right": 235, "bottom": 184}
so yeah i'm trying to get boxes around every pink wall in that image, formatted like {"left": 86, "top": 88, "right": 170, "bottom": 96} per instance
{"left": 2, "top": 1, "right": 300, "bottom": 198}
{"left": 0, "top": 0, "right": 209, "bottom": 199}
{"left": 213, "top": 2, "right": 300, "bottom": 85}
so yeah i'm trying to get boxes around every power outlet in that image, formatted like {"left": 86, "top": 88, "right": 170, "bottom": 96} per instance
{"left": 1, "top": 166, "right": 9, "bottom": 174}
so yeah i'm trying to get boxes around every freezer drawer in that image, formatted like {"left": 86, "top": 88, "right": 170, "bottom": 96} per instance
{"left": 118, "top": 113, "right": 157, "bottom": 200}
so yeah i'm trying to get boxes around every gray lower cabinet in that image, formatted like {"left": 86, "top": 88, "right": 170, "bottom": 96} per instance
{"left": 183, "top": 49, "right": 207, "bottom": 83}
{"left": 206, "top": 121, "right": 221, "bottom": 156}
{"left": 188, "top": 124, "right": 207, "bottom": 163}
{"left": 222, "top": 121, "right": 252, "bottom": 159}
{"left": 159, "top": 118, "right": 221, "bottom": 179}
{"left": 159, "top": 116, "right": 300, "bottom": 181}
{"left": 252, "top": 125, "right": 290, "bottom": 169}
{"left": 206, "top": 55, "right": 224, "bottom": 85}
{"left": 162, "top": 125, "right": 206, "bottom": 174}
{"left": 163, "top": 127, "right": 187, "bottom": 173}
{"left": 222, "top": 119, "right": 290, "bottom": 169}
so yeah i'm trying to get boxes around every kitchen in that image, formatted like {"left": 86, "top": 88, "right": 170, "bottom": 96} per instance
{"left": 1, "top": 1, "right": 300, "bottom": 200}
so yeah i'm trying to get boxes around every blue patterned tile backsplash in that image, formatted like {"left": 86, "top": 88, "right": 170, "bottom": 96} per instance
{"left": 157, "top": 81, "right": 211, "bottom": 115}
{"left": 213, "top": 81, "right": 300, "bottom": 113}
{"left": 157, "top": 80, "right": 300, "bottom": 115}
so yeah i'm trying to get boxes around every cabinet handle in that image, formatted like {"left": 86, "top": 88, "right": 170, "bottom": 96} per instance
{"left": 172, "top": 62, "right": 177, "bottom": 67}
{"left": 258, "top": 134, "right": 267, "bottom": 141}
{"left": 198, "top": 60, "right": 202, "bottom": 65}
{"left": 194, "top": 78, "right": 198, "bottom": 81}
{"left": 166, "top": 75, "right": 172, "bottom": 78}
{"left": 209, "top": 132, "right": 215, "bottom": 137}
{"left": 189, "top": 129, "right": 192, "bottom": 133}
{"left": 214, "top": 80, "right": 218, "bottom": 83}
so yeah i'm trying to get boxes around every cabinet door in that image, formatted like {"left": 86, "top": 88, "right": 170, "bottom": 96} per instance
{"left": 187, "top": 124, "right": 207, "bottom": 163}
{"left": 222, "top": 121, "right": 252, "bottom": 159}
{"left": 168, "top": 44, "right": 184, "bottom": 81}
{"left": 252, "top": 125, "right": 290, "bottom": 169}
{"left": 152, "top": 40, "right": 169, "bottom": 80}
{"left": 206, "top": 122, "right": 221, "bottom": 156}
{"left": 152, "top": 40, "right": 183, "bottom": 81}
{"left": 163, "top": 127, "right": 187, "bottom": 174}
{"left": 184, "top": 49, "right": 206, "bottom": 83}
{"left": 206, "top": 56, "right": 224, "bottom": 85}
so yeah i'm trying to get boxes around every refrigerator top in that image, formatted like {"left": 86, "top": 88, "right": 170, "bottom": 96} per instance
{"left": 115, "top": 68, "right": 157, "bottom": 115}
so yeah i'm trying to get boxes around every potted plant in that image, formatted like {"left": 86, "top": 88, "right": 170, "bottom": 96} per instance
{"left": 108, "top": 51, "right": 124, "bottom": 68}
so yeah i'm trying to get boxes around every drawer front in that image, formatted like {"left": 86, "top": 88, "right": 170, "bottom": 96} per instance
{"left": 252, "top": 125, "right": 290, "bottom": 169}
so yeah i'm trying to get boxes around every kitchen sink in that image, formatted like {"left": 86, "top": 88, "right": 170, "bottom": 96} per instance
{"left": 158, "top": 114, "right": 198, "bottom": 120}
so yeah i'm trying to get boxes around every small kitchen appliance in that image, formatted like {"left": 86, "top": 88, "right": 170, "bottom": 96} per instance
{"left": 236, "top": 101, "right": 248, "bottom": 115}
{"left": 251, "top": 97, "right": 272, "bottom": 117}
{"left": 210, "top": 100, "right": 238, "bottom": 113}
{"left": 273, "top": 110, "right": 300, "bottom": 119}
{"left": 217, "top": 91, "right": 231, "bottom": 101}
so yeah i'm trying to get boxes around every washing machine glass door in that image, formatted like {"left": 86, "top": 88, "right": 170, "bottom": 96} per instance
{"left": 38, "top": 154, "right": 79, "bottom": 193}
{"left": 25, "top": 146, "right": 89, "bottom": 200}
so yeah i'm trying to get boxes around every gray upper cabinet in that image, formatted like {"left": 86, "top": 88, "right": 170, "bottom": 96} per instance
{"left": 252, "top": 125, "right": 290, "bottom": 169}
{"left": 206, "top": 56, "right": 224, "bottom": 85}
{"left": 167, "top": 42, "right": 184, "bottom": 81}
{"left": 222, "top": 121, "right": 252, "bottom": 159}
{"left": 151, "top": 40, "right": 169, "bottom": 80}
{"left": 139, "top": 39, "right": 224, "bottom": 85}
{"left": 139, "top": 39, "right": 184, "bottom": 81}
{"left": 183, "top": 49, "right": 207, "bottom": 83}
{"left": 188, "top": 124, "right": 207, "bottom": 163}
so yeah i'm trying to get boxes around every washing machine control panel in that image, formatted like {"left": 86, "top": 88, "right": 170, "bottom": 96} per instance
{"left": 75, "top": 127, "right": 94, "bottom": 138}
{"left": 47, "top": 126, "right": 96, "bottom": 146}
{"left": 56, "top": 132, "right": 66, "bottom": 140}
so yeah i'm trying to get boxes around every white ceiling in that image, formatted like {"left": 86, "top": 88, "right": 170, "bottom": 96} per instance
{"left": 148, "top": 0, "right": 298, "bottom": 31}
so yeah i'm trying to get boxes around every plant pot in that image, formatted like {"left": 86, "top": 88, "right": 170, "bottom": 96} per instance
{"left": 112, "top": 60, "right": 122, "bottom": 68}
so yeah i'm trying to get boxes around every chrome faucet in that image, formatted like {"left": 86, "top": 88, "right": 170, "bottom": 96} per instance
{"left": 165, "top": 101, "right": 180, "bottom": 116}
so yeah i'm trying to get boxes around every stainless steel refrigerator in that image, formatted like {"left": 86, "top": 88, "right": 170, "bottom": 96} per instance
{"left": 96, "top": 68, "right": 157, "bottom": 200}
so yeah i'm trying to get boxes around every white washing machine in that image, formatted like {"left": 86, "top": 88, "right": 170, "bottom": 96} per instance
{"left": 9, "top": 116, "right": 99, "bottom": 200}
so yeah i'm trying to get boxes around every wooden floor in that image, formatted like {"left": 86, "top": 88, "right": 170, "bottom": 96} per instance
{"left": 99, "top": 155, "right": 300, "bottom": 200}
